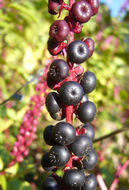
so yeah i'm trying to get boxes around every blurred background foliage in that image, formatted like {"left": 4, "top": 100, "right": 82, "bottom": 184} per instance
{"left": 0, "top": 0, "right": 129, "bottom": 189}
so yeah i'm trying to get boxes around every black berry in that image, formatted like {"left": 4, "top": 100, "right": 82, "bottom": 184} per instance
{"left": 49, "top": 59, "right": 69, "bottom": 82}
{"left": 82, "top": 174, "right": 97, "bottom": 190}
{"left": 47, "top": 38, "right": 62, "bottom": 56}
{"left": 41, "top": 152, "right": 55, "bottom": 171}
{"left": 70, "top": 136, "right": 92, "bottom": 156}
{"left": 83, "top": 123, "right": 95, "bottom": 140}
{"left": 46, "top": 92, "right": 62, "bottom": 114}
{"left": 71, "top": 0, "right": 93, "bottom": 23}
{"left": 52, "top": 122, "right": 76, "bottom": 145}
{"left": 67, "top": 40, "right": 89, "bottom": 64}
{"left": 48, "top": 145, "right": 70, "bottom": 167}
{"left": 63, "top": 169, "right": 86, "bottom": 189}
{"left": 77, "top": 101, "right": 96, "bottom": 123}
{"left": 80, "top": 71, "right": 97, "bottom": 94}
{"left": 43, "top": 125, "right": 55, "bottom": 146}
{"left": 82, "top": 149, "right": 98, "bottom": 170}
{"left": 59, "top": 81, "right": 84, "bottom": 106}
{"left": 42, "top": 176, "right": 61, "bottom": 190}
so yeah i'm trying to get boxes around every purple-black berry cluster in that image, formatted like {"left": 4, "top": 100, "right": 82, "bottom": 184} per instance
{"left": 41, "top": 0, "right": 99, "bottom": 189}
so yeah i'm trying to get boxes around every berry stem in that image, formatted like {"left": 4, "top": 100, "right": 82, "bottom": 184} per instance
{"left": 66, "top": 105, "right": 73, "bottom": 124}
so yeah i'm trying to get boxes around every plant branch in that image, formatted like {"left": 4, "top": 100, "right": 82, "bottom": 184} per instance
{"left": 94, "top": 124, "right": 129, "bottom": 143}
{"left": 109, "top": 159, "right": 129, "bottom": 190}
{"left": 0, "top": 69, "right": 44, "bottom": 106}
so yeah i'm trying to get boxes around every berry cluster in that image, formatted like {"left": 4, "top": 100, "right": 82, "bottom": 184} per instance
{"left": 42, "top": 0, "right": 99, "bottom": 189}
{"left": 8, "top": 63, "right": 50, "bottom": 167}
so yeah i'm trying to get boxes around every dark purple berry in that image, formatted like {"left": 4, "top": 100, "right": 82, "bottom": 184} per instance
{"left": 83, "top": 37, "right": 94, "bottom": 57}
{"left": 49, "top": 59, "right": 69, "bottom": 82}
{"left": 59, "top": 81, "right": 84, "bottom": 106}
{"left": 83, "top": 123, "right": 95, "bottom": 140}
{"left": 43, "top": 125, "right": 55, "bottom": 145}
{"left": 45, "top": 91, "right": 65, "bottom": 120}
{"left": 63, "top": 169, "right": 85, "bottom": 189}
{"left": 49, "top": 20, "right": 70, "bottom": 43}
{"left": 45, "top": 92, "right": 62, "bottom": 115}
{"left": 67, "top": 40, "right": 89, "bottom": 64}
{"left": 41, "top": 152, "right": 55, "bottom": 171}
{"left": 80, "top": 71, "right": 97, "bottom": 93}
{"left": 87, "top": 0, "right": 99, "bottom": 15}
{"left": 48, "top": 145, "right": 70, "bottom": 167}
{"left": 82, "top": 149, "right": 98, "bottom": 170}
{"left": 47, "top": 72, "right": 57, "bottom": 89}
{"left": 71, "top": 0, "right": 92, "bottom": 23}
{"left": 82, "top": 174, "right": 97, "bottom": 190}
{"left": 70, "top": 136, "right": 92, "bottom": 156}
{"left": 47, "top": 38, "right": 62, "bottom": 56}
{"left": 48, "top": 0, "right": 61, "bottom": 15}
{"left": 52, "top": 122, "right": 76, "bottom": 145}
{"left": 77, "top": 101, "right": 96, "bottom": 123}
{"left": 42, "top": 176, "right": 61, "bottom": 190}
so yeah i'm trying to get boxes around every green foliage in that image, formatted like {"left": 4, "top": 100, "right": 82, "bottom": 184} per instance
{"left": 0, "top": 1, "right": 129, "bottom": 189}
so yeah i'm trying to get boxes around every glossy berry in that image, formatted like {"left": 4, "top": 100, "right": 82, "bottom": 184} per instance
{"left": 82, "top": 149, "right": 98, "bottom": 170}
{"left": 47, "top": 72, "right": 57, "bottom": 89}
{"left": 83, "top": 37, "right": 95, "bottom": 57}
{"left": 67, "top": 40, "right": 89, "bottom": 64}
{"left": 48, "top": 145, "right": 70, "bottom": 167}
{"left": 70, "top": 136, "right": 92, "bottom": 156}
{"left": 43, "top": 125, "right": 55, "bottom": 146}
{"left": 83, "top": 123, "right": 95, "bottom": 140}
{"left": 59, "top": 81, "right": 84, "bottom": 106}
{"left": 81, "top": 94, "right": 88, "bottom": 103}
{"left": 49, "top": 20, "right": 70, "bottom": 43}
{"left": 71, "top": 0, "right": 93, "bottom": 23}
{"left": 80, "top": 71, "right": 97, "bottom": 94}
{"left": 82, "top": 174, "right": 97, "bottom": 190}
{"left": 49, "top": 59, "right": 69, "bottom": 82}
{"left": 42, "top": 176, "right": 61, "bottom": 190}
{"left": 77, "top": 101, "right": 96, "bottom": 123}
{"left": 52, "top": 122, "right": 76, "bottom": 145}
{"left": 87, "top": 0, "right": 99, "bottom": 15}
{"left": 63, "top": 169, "right": 86, "bottom": 189}
{"left": 46, "top": 92, "right": 61, "bottom": 113}
{"left": 48, "top": 0, "right": 61, "bottom": 15}
{"left": 41, "top": 152, "right": 55, "bottom": 171}
{"left": 47, "top": 38, "right": 62, "bottom": 56}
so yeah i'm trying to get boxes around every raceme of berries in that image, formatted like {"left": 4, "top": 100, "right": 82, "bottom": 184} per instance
{"left": 42, "top": 0, "right": 99, "bottom": 189}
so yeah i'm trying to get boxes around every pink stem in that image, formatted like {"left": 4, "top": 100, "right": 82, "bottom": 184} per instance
{"left": 110, "top": 159, "right": 129, "bottom": 190}
{"left": 96, "top": 174, "right": 108, "bottom": 190}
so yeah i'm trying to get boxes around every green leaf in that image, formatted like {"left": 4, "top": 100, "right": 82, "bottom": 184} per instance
{"left": 5, "top": 163, "right": 19, "bottom": 176}
{"left": 7, "top": 180, "right": 32, "bottom": 190}
{"left": 0, "top": 175, "right": 7, "bottom": 190}
{"left": 0, "top": 119, "right": 13, "bottom": 133}
{"left": 0, "top": 157, "right": 4, "bottom": 171}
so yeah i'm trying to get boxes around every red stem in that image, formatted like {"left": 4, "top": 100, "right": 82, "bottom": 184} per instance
{"left": 109, "top": 159, "right": 129, "bottom": 190}
{"left": 66, "top": 106, "right": 73, "bottom": 124}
